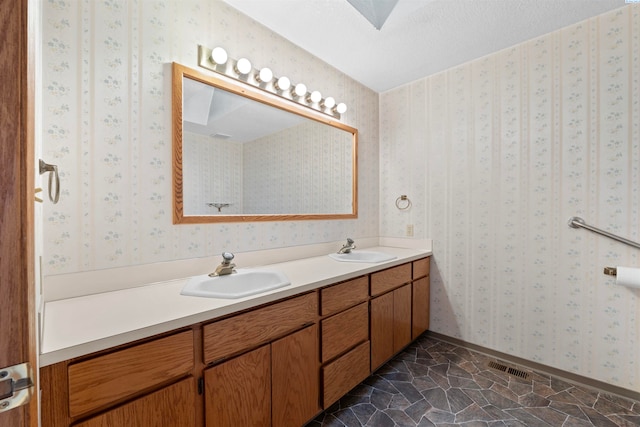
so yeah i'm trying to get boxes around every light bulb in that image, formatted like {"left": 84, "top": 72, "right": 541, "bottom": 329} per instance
{"left": 275, "top": 76, "right": 291, "bottom": 91}
{"left": 210, "top": 47, "right": 228, "bottom": 65}
{"left": 308, "top": 90, "right": 322, "bottom": 103}
{"left": 293, "top": 83, "right": 307, "bottom": 97}
{"left": 323, "top": 97, "right": 336, "bottom": 109}
{"left": 256, "top": 67, "right": 273, "bottom": 83}
{"left": 235, "top": 58, "right": 252, "bottom": 75}
{"left": 335, "top": 103, "right": 347, "bottom": 114}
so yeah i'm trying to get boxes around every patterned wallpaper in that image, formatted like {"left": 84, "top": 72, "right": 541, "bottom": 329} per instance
{"left": 41, "top": 0, "right": 379, "bottom": 274}
{"left": 183, "top": 131, "right": 244, "bottom": 215}
{"left": 243, "top": 121, "right": 353, "bottom": 214}
{"left": 184, "top": 121, "right": 353, "bottom": 215}
{"left": 380, "top": 5, "right": 639, "bottom": 391}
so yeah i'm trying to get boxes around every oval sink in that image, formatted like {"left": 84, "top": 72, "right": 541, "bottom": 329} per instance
{"left": 328, "top": 251, "right": 397, "bottom": 263}
{"left": 181, "top": 269, "right": 290, "bottom": 299}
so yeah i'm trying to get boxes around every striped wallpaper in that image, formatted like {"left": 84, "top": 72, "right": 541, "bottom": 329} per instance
{"left": 380, "top": 5, "right": 639, "bottom": 392}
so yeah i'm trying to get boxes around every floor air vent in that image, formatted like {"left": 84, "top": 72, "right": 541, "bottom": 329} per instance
{"left": 487, "top": 361, "right": 530, "bottom": 379}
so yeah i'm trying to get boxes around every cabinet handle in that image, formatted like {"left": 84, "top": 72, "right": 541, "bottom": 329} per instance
{"left": 39, "top": 159, "right": 60, "bottom": 204}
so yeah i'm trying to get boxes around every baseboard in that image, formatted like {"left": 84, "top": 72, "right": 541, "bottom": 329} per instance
{"left": 427, "top": 331, "right": 640, "bottom": 403}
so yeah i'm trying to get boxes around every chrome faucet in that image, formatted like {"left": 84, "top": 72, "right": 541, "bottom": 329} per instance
{"left": 337, "top": 238, "right": 356, "bottom": 254}
{"left": 209, "top": 252, "right": 237, "bottom": 276}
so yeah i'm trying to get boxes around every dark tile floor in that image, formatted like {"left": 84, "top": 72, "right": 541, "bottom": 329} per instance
{"left": 308, "top": 335, "right": 640, "bottom": 426}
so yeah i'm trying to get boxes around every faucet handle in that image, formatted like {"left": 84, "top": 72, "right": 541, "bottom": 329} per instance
{"left": 222, "top": 252, "right": 235, "bottom": 263}
{"left": 346, "top": 238, "right": 354, "bottom": 244}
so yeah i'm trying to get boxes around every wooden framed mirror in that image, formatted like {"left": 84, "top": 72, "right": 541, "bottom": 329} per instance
{"left": 172, "top": 63, "right": 358, "bottom": 223}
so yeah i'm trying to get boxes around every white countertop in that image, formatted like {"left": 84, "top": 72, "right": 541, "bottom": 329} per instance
{"left": 40, "top": 246, "right": 430, "bottom": 366}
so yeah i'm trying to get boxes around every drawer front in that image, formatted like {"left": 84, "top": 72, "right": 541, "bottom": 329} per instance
{"left": 322, "top": 341, "right": 370, "bottom": 407}
{"left": 75, "top": 377, "right": 196, "bottom": 427}
{"left": 203, "top": 292, "right": 317, "bottom": 364}
{"left": 370, "top": 263, "right": 412, "bottom": 296}
{"left": 68, "top": 330, "right": 194, "bottom": 417}
{"left": 413, "top": 257, "right": 430, "bottom": 279}
{"left": 320, "top": 276, "right": 368, "bottom": 316}
{"left": 321, "top": 302, "right": 368, "bottom": 362}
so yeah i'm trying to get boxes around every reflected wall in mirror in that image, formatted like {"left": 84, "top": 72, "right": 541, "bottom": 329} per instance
{"left": 172, "top": 63, "right": 358, "bottom": 223}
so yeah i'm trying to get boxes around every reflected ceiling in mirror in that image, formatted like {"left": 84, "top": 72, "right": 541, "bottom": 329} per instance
{"left": 172, "top": 63, "right": 358, "bottom": 223}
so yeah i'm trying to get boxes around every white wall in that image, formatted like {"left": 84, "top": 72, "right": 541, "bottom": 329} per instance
{"left": 41, "top": 0, "right": 379, "bottom": 275}
{"left": 380, "top": 5, "right": 639, "bottom": 392}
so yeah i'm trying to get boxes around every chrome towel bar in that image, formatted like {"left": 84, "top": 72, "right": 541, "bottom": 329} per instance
{"left": 568, "top": 216, "right": 640, "bottom": 250}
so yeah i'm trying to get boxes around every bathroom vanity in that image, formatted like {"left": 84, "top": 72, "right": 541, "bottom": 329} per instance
{"left": 39, "top": 248, "right": 430, "bottom": 426}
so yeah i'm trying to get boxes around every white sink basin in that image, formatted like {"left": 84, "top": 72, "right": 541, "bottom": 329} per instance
{"left": 328, "top": 251, "right": 397, "bottom": 263}
{"left": 181, "top": 269, "right": 290, "bottom": 299}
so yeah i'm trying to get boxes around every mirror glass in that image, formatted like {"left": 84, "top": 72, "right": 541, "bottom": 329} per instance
{"left": 172, "top": 63, "right": 358, "bottom": 223}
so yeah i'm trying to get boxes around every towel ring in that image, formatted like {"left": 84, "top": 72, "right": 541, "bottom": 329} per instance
{"left": 395, "top": 195, "right": 411, "bottom": 210}
{"left": 39, "top": 159, "right": 60, "bottom": 204}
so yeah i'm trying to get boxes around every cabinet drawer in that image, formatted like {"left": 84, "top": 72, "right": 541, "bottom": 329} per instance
{"left": 320, "top": 276, "right": 368, "bottom": 316}
{"left": 68, "top": 330, "right": 194, "bottom": 417}
{"left": 322, "top": 341, "right": 370, "bottom": 407}
{"left": 370, "top": 263, "right": 412, "bottom": 296}
{"left": 203, "top": 292, "right": 317, "bottom": 364}
{"left": 75, "top": 377, "right": 196, "bottom": 427}
{"left": 321, "top": 302, "right": 368, "bottom": 362}
{"left": 413, "top": 257, "right": 430, "bottom": 279}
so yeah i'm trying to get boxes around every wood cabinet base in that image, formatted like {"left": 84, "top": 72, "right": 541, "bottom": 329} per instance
{"left": 40, "top": 257, "right": 430, "bottom": 427}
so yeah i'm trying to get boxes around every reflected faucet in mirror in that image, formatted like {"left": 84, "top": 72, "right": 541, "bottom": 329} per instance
{"left": 207, "top": 203, "right": 230, "bottom": 212}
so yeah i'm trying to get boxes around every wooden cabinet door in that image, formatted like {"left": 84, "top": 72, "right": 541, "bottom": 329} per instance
{"left": 412, "top": 276, "right": 430, "bottom": 339}
{"left": 370, "top": 291, "right": 394, "bottom": 371}
{"left": 204, "top": 345, "right": 271, "bottom": 427}
{"left": 76, "top": 378, "right": 196, "bottom": 427}
{"left": 393, "top": 284, "right": 412, "bottom": 353}
{"left": 272, "top": 324, "right": 319, "bottom": 427}
{"left": 371, "top": 284, "right": 413, "bottom": 371}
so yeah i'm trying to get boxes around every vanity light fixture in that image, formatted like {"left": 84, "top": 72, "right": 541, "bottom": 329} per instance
{"left": 256, "top": 67, "right": 273, "bottom": 83}
{"left": 322, "top": 96, "right": 336, "bottom": 109}
{"left": 235, "top": 58, "right": 252, "bottom": 75}
{"left": 293, "top": 83, "right": 307, "bottom": 97}
{"left": 307, "top": 90, "right": 322, "bottom": 104}
{"left": 275, "top": 76, "right": 291, "bottom": 91}
{"left": 210, "top": 47, "right": 228, "bottom": 65}
{"left": 197, "top": 44, "right": 347, "bottom": 119}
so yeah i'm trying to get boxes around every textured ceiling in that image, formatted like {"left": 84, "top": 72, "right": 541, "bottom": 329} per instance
{"left": 223, "top": 0, "right": 624, "bottom": 92}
